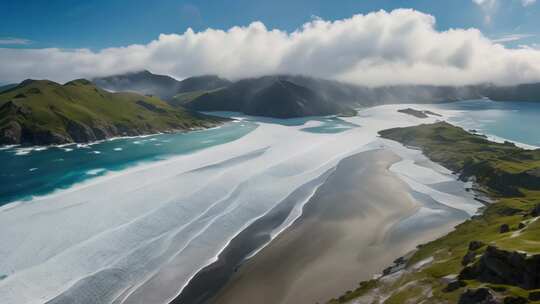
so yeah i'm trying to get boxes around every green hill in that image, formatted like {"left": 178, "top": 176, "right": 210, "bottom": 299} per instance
{"left": 0, "top": 79, "right": 223, "bottom": 146}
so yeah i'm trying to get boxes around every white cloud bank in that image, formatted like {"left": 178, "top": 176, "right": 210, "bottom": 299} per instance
{"left": 2, "top": 9, "right": 540, "bottom": 86}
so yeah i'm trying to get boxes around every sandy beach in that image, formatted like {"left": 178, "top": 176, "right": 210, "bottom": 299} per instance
{"left": 208, "top": 148, "right": 470, "bottom": 304}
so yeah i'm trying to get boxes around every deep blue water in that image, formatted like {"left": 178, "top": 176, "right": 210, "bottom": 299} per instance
{"left": 433, "top": 100, "right": 540, "bottom": 148}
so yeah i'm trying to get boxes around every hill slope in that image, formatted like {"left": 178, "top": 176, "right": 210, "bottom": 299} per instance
{"left": 93, "top": 70, "right": 231, "bottom": 101}
{"left": 0, "top": 79, "right": 222, "bottom": 146}
{"left": 185, "top": 77, "right": 356, "bottom": 118}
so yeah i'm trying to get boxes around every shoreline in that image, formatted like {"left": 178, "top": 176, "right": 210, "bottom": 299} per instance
{"left": 169, "top": 168, "right": 334, "bottom": 304}
{"left": 0, "top": 121, "right": 228, "bottom": 152}
{"left": 176, "top": 147, "right": 477, "bottom": 304}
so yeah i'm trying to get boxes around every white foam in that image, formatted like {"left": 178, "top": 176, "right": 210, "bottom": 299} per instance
{"left": 114, "top": 148, "right": 123, "bottom": 152}
{"left": 86, "top": 169, "right": 107, "bottom": 176}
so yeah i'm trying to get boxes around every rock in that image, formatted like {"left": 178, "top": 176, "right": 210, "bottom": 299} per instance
{"left": 458, "top": 288, "right": 500, "bottom": 304}
{"left": 65, "top": 119, "right": 97, "bottom": 143}
{"left": 0, "top": 121, "right": 22, "bottom": 144}
{"left": 529, "top": 291, "right": 540, "bottom": 301}
{"left": 518, "top": 222, "right": 526, "bottom": 230}
{"left": 500, "top": 224, "right": 510, "bottom": 233}
{"left": 470, "top": 241, "right": 486, "bottom": 251}
{"left": 531, "top": 204, "right": 540, "bottom": 217}
{"left": 459, "top": 246, "right": 540, "bottom": 290}
{"left": 463, "top": 251, "right": 477, "bottom": 266}
{"left": 443, "top": 280, "right": 467, "bottom": 292}
{"left": 503, "top": 296, "right": 528, "bottom": 304}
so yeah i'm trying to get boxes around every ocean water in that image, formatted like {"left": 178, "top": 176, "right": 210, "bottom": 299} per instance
{"left": 431, "top": 100, "right": 540, "bottom": 148}
{"left": 0, "top": 115, "right": 358, "bottom": 206}
{"left": 0, "top": 121, "right": 258, "bottom": 205}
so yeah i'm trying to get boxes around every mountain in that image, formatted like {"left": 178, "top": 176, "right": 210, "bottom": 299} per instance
{"left": 0, "top": 79, "right": 223, "bottom": 146}
{"left": 94, "top": 71, "right": 540, "bottom": 118}
{"left": 92, "top": 70, "right": 231, "bottom": 101}
{"left": 185, "top": 76, "right": 357, "bottom": 118}
{"left": 481, "top": 83, "right": 540, "bottom": 102}
{"left": 0, "top": 83, "right": 17, "bottom": 93}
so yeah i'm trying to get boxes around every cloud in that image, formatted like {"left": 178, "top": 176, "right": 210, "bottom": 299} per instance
{"left": 0, "top": 37, "right": 31, "bottom": 45}
{"left": 491, "top": 33, "right": 535, "bottom": 43}
{"left": 521, "top": 0, "right": 536, "bottom": 6}
{"left": 1, "top": 9, "right": 540, "bottom": 86}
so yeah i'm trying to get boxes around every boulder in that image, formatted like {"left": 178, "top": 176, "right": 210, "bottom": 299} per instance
{"left": 518, "top": 222, "right": 526, "bottom": 230}
{"left": 458, "top": 288, "right": 500, "bottom": 304}
{"left": 459, "top": 246, "right": 540, "bottom": 290}
{"left": 500, "top": 224, "right": 510, "bottom": 233}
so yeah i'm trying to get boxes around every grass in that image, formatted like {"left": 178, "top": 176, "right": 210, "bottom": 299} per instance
{"left": 328, "top": 121, "right": 540, "bottom": 303}
{"left": 0, "top": 79, "right": 223, "bottom": 145}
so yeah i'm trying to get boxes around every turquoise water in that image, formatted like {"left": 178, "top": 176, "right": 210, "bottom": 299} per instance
{"left": 0, "top": 122, "right": 258, "bottom": 205}
{"left": 0, "top": 115, "right": 357, "bottom": 206}
{"left": 433, "top": 100, "right": 540, "bottom": 147}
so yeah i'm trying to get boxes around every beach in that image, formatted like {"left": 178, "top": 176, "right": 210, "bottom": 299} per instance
{"left": 206, "top": 147, "right": 473, "bottom": 304}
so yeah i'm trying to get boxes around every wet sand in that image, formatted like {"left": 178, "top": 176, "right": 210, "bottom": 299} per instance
{"left": 208, "top": 148, "right": 465, "bottom": 304}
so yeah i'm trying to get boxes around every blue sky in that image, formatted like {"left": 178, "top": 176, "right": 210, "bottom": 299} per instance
{"left": 0, "top": 0, "right": 539, "bottom": 50}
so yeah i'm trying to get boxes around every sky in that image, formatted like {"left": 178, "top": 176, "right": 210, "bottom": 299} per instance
{"left": 1, "top": 0, "right": 540, "bottom": 85}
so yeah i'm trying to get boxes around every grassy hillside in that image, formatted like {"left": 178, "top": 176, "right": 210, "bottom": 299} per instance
{"left": 329, "top": 122, "right": 540, "bottom": 304}
{"left": 0, "top": 79, "right": 223, "bottom": 146}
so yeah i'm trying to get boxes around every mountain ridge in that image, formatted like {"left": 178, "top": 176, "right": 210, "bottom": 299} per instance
{"left": 92, "top": 70, "right": 231, "bottom": 100}
{"left": 0, "top": 78, "right": 223, "bottom": 146}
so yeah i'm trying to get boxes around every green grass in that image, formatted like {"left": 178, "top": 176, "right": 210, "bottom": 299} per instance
{"left": 0, "top": 79, "right": 223, "bottom": 145}
{"left": 328, "top": 121, "right": 540, "bottom": 303}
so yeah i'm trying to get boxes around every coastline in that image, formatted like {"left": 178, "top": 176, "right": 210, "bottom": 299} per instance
{"left": 332, "top": 121, "right": 540, "bottom": 303}
{"left": 0, "top": 120, "right": 228, "bottom": 152}
{"left": 178, "top": 147, "right": 477, "bottom": 304}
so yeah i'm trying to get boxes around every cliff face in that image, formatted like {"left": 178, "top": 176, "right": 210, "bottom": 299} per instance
{"left": 0, "top": 79, "right": 223, "bottom": 146}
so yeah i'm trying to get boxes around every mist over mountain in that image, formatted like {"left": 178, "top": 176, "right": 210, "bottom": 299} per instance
{"left": 92, "top": 70, "right": 231, "bottom": 100}
{"left": 91, "top": 70, "right": 540, "bottom": 118}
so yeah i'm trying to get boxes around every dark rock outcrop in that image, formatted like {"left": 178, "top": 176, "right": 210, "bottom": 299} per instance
{"left": 530, "top": 204, "right": 540, "bottom": 217}
{"left": 459, "top": 288, "right": 500, "bottom": 304}
{"left": 462, "top": 251, "right": 477, "bottom": 266}
{"left": 529, "top": 291, "right": 540, "bottom": 301}
{"left": 443, "top": 280, "right": 467, "bottom": 292}
{"left": 500, "top": 224, "right": 510, "bottom": 233}
{"left": 470, "top": 241, "right": 486, "bottom": 251}
{"left": 459, "top": 246, "right": 540, "bottom": 290}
